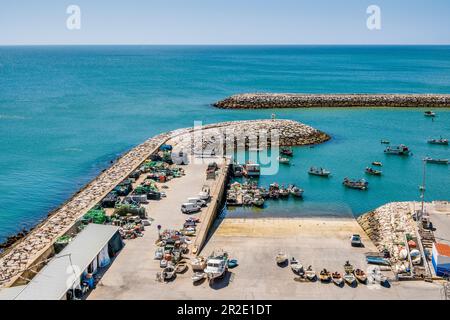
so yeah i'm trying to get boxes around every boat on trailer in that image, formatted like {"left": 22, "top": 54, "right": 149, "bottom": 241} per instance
{"left": 308, "top": 166, "right": 331, "bottom": 177}
{"left": 384, "top": 144, "right": 411, "bottom": 156}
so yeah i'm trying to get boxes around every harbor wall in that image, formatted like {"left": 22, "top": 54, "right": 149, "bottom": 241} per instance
{"left": 214, "top": 93, "right": 450, "bottom": 109}
{"left": 0, "top": 119, "right": 329, "bottom": 288}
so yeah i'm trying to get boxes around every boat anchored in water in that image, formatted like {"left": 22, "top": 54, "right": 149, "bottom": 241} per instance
{"left": 423, "top": 157, "right": 448, "bottom": 165}
{"left": 343, "top": 178, "right": 368, "bottom": 190}
{"left": 384, "top": 144, "right": 411, "bottom": 156}
{"left": 424, "top": 110, "right": 436, "bottom": 117}
{"left": 308, "top": 166, "right": 331, "bottom": 177}
{"left": 365, "top": 167, "right": 382, "bottom": 176}
{"left": 372, "top": 161, "right": 382, "bottom": 166}
{"left": 289, "top": 185, "right": 304, "bottom": 198}
{"left": 243, "top": 162, "right": 261, "bottom": 177}
{"left": 277, "top": 156, "right": 290, "bottom": 165}
{"left": 280, "top": 147, "right": 293, "bottom": 157}
{"left": 380, "top": 139, "right": 390, "bottom": 144}
{"left": 428, "top": 137, "right": 449, "bottom": 145}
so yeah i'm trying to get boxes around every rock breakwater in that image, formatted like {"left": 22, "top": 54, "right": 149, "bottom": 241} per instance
{"left": 214, "top": 93, "right": 450, "bottom": 109}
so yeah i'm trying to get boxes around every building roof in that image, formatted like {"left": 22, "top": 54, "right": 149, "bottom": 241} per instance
{"left": 12, "top": 224, "right": 119, "bottom": 300}
{"left": 434, "top": 242, "right": 450, "bottom": 257}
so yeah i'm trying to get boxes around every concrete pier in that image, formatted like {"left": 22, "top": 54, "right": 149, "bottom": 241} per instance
{"left": 214, "top": 93, "right": 450, "bottom": 109}
{"left": 0, "top": 119, "right": 328, "bottom": 288}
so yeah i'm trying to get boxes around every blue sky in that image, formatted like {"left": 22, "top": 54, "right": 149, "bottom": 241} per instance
{"left": 0, "top": 0, "right": 449, "bottom": 45}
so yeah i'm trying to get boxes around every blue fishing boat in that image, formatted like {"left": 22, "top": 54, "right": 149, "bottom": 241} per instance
{"left": 227, "top": 259, "right": 239, "bottom": 269}
{"left": 366, "top": 256, "right": 390, "bottom": 266}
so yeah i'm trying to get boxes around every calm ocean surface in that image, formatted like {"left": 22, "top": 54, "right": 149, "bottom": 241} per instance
{"left": 1, "top": 45, "right": 450, "bottom": 241}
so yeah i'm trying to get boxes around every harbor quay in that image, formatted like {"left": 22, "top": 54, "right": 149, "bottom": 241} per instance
{"left": 0, "top": 119, "right": 327, "bottom": 292}
{"left": 214, "top": 93, "right": 450, "bottom": 109}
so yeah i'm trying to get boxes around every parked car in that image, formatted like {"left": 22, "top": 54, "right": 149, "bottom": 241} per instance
{"left": 181, "top": 203, "right": 201, "bottom": 214}
{"left": 350, "top": 234, "right": 363, "bottom": 247}
{"left": 188, "top": 197, "right": 207, "bottom": 207}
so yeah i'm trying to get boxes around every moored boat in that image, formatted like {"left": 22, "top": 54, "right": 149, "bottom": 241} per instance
{"left": 289, "top": 185, "right": 304, "bottom": 198}
{"left": 243, "top": 162, "right": 261, "bottom": 177}
{"left": 277, "top": 156, "right": 290, "bottom": 164}
{"left": 308, "top": 166, "right": 331, "bottom": 177}
{"left": 427, "top": 137, "right": 448, "bottom": 145}
{"left": 252, "top": 196, "right": 265, "bottom": 207}
{"left": 365, "top": 167, "right": 382, "bottom": 176}
{"left": 343, "top": 178, "right": 368, "bottom": 190}
{"left": 424, "top": 110, "right": 436, "bottom": 117}
{"left": 280, "top": 147, "right": 293, "bottom": 157}
{"left": 372, "top": 161, "right": 383, "bottom": 166}
{"left": 423, "top": 157, "right": 448, "bottom": 165}
{"left": 384, "top": 144, "right": 411, "bottom": 156}
{"left": 380, "top": 139, "right": 390, "bottom": 144}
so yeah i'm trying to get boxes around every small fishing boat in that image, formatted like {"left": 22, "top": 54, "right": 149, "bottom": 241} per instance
{"left": 252, "top": 196, "right": 265, "bottom": 207}
{"left": 275, "top": 252, "right": 288, "bottom": 265}
{"left": 424, "top": 110, "right": 436, "bottom": 117}
{"left": 205, "top": 251, "right": 229, "bottom": 281}
{"left": 332, "top": 272, "right": 343, "bottom": 286}
{"left": 370, "top": 266, "right": 388, "bottom": 284}
{"left": 227, "top": 259, "right": 238, "bottom": 269}
{"left": 278, "top": 156, "right": 290, "bottom": 164}
{"left": 366, "top": 255, "right": 390, "bottom": 266}
{"left": 427, "top": 138, "right": 448, "bottom": 145}
{"left": 319, "top": 269, "right": 331, "bottom": 282}
{"left": 162, "top": 265, "right": 176, "bottom": 281}
{"left": 354, "top": 269, "right": 367, "bottom": 283}
{"left": 372, "top": 161, "right": 383, "bottom": 166}
{"left": 384, "top": 144, "right": 411, "bottom": 156}
{"left": 305, "top": 266, "right": 316, "bottom": 281}
{"left": 175, "top": 262, "right": 188, "bottom": 274}
{"left": 280, "top": 147, "right": 293, "bottom": 157}
{"left": 343, "top": 272, "right": 356, "bottom": 286}
{"left": 308, "top": 166, "right": 331, "bottom": 177}
{"left": 423, "top": 157, "right": 448, "bottom": 165}
{"left": 192, "top": 272, "right": 206, "bottom": 283}
{"left": 278, "top": 187, "right": 290, "bottom": 197}
{"left": 243, "top": 162, "right": 261, "bottom": 177}
{"left": 344, "top": 261, "right": 355, "bottom": 273}
{"left": 289, "top": 186, "right": 304, "bottom": 198}
{"left": 290, "top": 257, "right": 304, "bottom": 274}
{"left": 259, "top": 188, "right": 269, "bottom": 198}
{"left": 191, "top": 256, "right": 207, "bottom": 271}
{"left": 380, "top": 140, "right": 390, "bottom": 144}
{"left": 365, "top": 167, "right": 382, "bottom": 176}
{"left": 343, "top": 178, "right": 368, "bottom": 190}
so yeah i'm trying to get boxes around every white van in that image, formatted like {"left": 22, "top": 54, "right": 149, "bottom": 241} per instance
{"left": 181, "top": 203, "right": 201, "bottom": 214}
{"left": 187, "top": 197, "right": 207, "bottom": 207}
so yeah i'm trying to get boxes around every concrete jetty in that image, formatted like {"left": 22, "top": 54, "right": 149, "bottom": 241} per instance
{"left": 214, "top": 93, "right": 450, "bottom": 109}
{"left": 0, "top": 119, "right": 329, "bottom": 288}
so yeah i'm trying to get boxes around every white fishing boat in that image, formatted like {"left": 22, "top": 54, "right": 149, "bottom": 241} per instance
{"left": 305, "top": 265, "right": 316, "bottom": 281}
{"left": 343, "top": 272, "right": 356, "bottom": 285}
{"left": 243, "top": 162, "right": 261, "bottom": 177}
{"left": 277, "top": 156, "right": 290, "bottom": 164}
{"left": 275, "top": 252, "right": 288, "bottom": 265}
{"left": 308, "top": 166, "right": 331, "bottom": 177}
{"left": 424, "top": 110, "right": 436, "bottom": 117}
{"left": 205, "top": 251, "right": 229, "bottom": 281}
{"left": 289, "top": 186, "right": 304, "bottom": 198}
{"left": 290, "top": 257, "right": 304, "bottom": 274}
{"left": 332, "top": 272, "right": 343, "bottom": 286}
{"left": 428, "top": 137, "right": 448, "bottom": 145}
{"left": 162, "top": 265, "right": 176, "bottom": 281}
{"left": 423, "top": 157, "right": 448, "bottom": 165}
{"left": 192, "top": 272, "right": 206, "bottom": 283}
{"left": 384, "top": 144, "right": 411, "bottom": 156}
{"left": 370, "top": 266, "right": 388, "bottom": 284}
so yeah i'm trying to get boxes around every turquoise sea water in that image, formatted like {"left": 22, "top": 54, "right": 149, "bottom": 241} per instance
{"left": 1, "top": 45, "right": 450, "bottom": 241}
